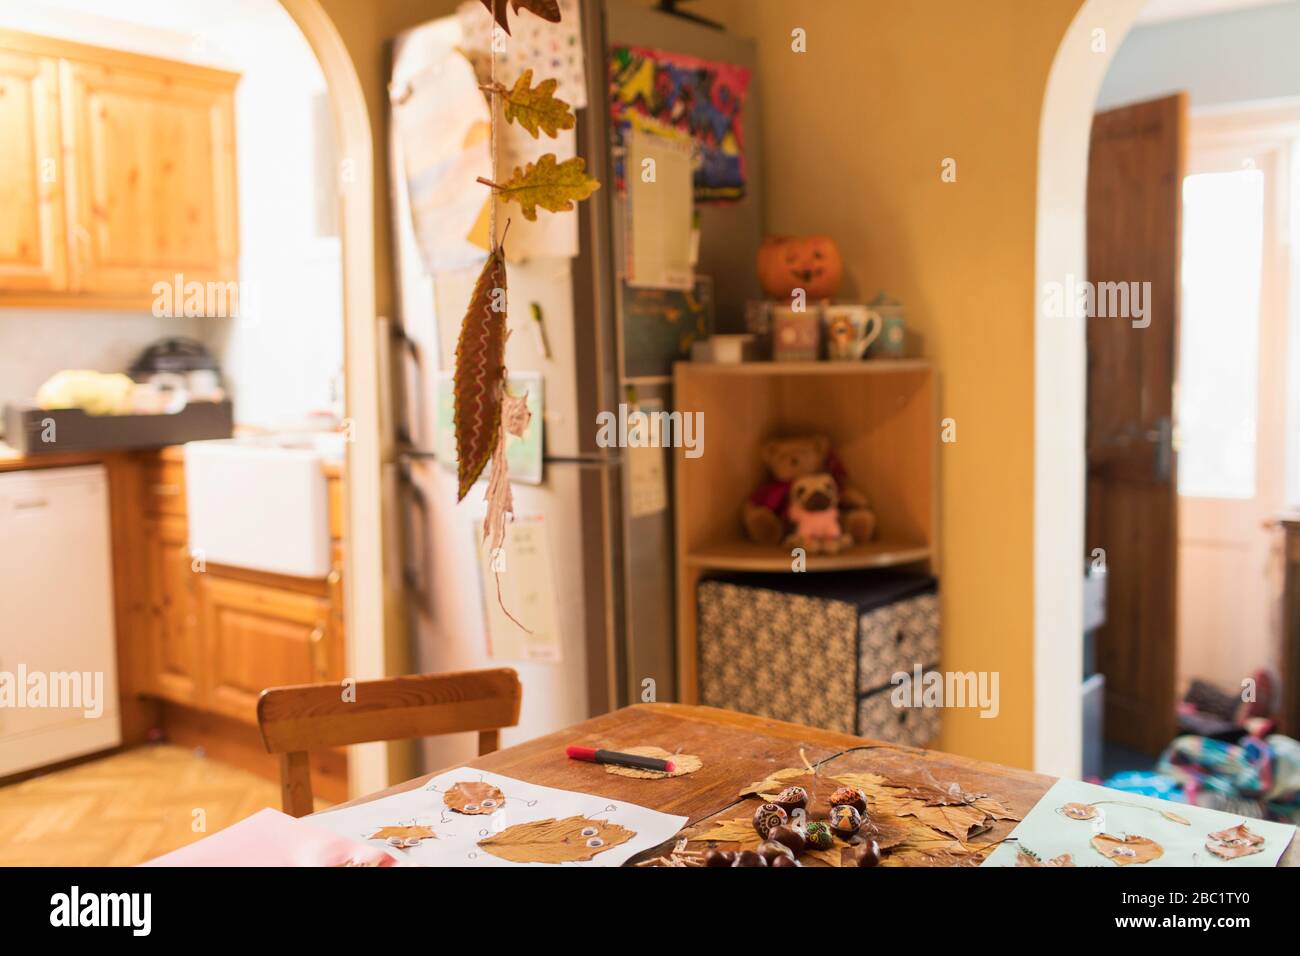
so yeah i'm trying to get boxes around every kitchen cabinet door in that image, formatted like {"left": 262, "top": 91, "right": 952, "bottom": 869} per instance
{"left": 0, "top": 48, "right": 67, "bottom": 292}
{"left": 143, "top": 513, "right": 202, "bottom": 706}
{"left": 199, "top": 574, "right": 335, "bottom": 725}
{"left": 59, "top": 58, "right": 238, "bottom": 302}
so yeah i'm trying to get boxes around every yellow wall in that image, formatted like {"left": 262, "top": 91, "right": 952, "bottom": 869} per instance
{"left": 698, "top": 0, "right": 1086, "bottom": 768}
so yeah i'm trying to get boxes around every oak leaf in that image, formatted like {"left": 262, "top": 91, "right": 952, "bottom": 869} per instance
{"left": 489, "top": 154, "right": 600, "bottom": 221}
{"left": 477, "top": 0, "right": 562, "bottom": 36}
{"left": 495, "top": 69, "right": 575, "bottom": 139}
{"left": 895, "top": 801, "right": 992, "bottom": 841}
{"left": 368, "top": 825, "right": 436, "bottom": 843}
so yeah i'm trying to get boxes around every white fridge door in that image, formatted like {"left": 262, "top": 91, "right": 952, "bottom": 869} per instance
{"left": 0, "top": 466, "right": 121, "bottom": 776}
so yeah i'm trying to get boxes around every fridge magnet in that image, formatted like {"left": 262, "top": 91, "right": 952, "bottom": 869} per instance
{"left": 444, "top": 781, "right": 507, "bottom": 814}
{"left": 477, "top": 816, "right": 634, "bottom": 863}
{"left": 608, "top": 45, "right": 751, "bottom": 203}
{"left": 603, "top": 746, "right": 702, "bottom": 779}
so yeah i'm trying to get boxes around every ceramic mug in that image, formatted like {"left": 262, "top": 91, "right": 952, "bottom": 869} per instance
{"left": 823, "top": 305, "right": 882, "bottom": 360}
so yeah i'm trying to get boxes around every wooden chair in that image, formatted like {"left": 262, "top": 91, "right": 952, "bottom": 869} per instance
{"left": 256, "top": 668, "right": 522, "bottom": 816}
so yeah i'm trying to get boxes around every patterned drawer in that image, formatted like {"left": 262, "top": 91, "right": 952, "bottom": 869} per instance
{"left": 698, "top": 581, "right": 858, "bottom": 734}
{"left": 857, "top": 592, "right": 940, "bottom": 692}
{"left": 857, "top": 682, "right": 941, "bottom": 748}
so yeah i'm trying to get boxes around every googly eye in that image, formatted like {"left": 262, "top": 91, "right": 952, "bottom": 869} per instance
{"left": 586, "top": 837, "right": 604, "bottom": 848}
{"left": 386, "top": 837, "right": 404, "bottom": 847}
{"left": 403, "top": 837, "right": 422, "bottom": 847}
{"left": 481, "top": 799, "right": 497, "bottom": 809}
{"left": 580, "top": 826, "right": 598, "bottom": 837}
{"left": 464, "top": 804, "right": 479, "bottom": 812}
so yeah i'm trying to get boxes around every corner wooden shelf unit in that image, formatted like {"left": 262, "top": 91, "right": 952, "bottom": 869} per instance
{"left": 673, "top": 359, "right": 938, "bottom": 703}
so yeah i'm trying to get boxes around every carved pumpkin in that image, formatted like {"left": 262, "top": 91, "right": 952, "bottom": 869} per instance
{"left": 757, "top": 235, "right": 844, "bottom": 301}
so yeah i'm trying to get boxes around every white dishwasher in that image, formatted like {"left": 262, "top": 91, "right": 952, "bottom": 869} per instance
{"left": 0, "top": 465, "right": 121, "bottom": 776}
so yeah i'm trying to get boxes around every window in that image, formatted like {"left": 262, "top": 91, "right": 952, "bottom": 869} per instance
{"left": 1177, "top": 169, "right": 1265, "bottom": 499}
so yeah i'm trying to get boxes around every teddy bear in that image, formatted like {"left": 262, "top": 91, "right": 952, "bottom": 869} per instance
{"left": 784, "top": 473, "right": 854, "bottom": 554}
{"left": 742, "top": 434, "right": 878, "bottom": 547}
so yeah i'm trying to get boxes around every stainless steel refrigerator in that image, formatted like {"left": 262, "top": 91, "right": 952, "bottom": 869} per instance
{"left": 387, "top": 0, "right": 763, "bottom": 771}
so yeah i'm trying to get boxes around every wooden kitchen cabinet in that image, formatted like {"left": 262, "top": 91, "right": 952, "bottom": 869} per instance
{"left": 142, "top": 512, "right": 202, "bottom": 706}
{"left": 198, "top": 574, "right": 339, "bottom": 725}
{"left": 0, "top": 46, "right": 66, "bottom": 292}
{"left": 0, "top": 30, "right": 238, "bottom": 308}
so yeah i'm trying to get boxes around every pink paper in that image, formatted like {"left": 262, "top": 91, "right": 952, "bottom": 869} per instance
{"left": 141, "top": 808, "right": 400, "bottom": 867}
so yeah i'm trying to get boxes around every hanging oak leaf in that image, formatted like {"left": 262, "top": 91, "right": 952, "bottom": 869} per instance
{"left": 476, "top": 0, "right": 561, "bottom": 36}
{"left": 1091, "top": 833, "right": 1164, "bottom": 866}
{"left": 477, "top": 815, "right": 633, "bottom": 863}
{"left": 486, "top": 154, "right": 600, "bottom": 221}
{"left": 494, "top": 69, "right": 576, "bottom": 139}
{"left": 453, "top": 243, "right": 508, "bottom": 500}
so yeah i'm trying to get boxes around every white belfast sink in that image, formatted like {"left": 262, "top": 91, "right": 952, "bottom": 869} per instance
{"left": 184, "top": 436, "right": 340, "bottom": 578}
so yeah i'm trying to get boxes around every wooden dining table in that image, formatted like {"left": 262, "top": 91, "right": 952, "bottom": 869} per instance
{"left": 326, "top": 702, "right": 1300, "bottom": 867}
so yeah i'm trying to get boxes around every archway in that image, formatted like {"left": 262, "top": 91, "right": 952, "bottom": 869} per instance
{"left": 1034, "top": 0, "right": 1146, "bottom": 777}
{"left": 277, "top": 0, "right": 391, "bottom": 796}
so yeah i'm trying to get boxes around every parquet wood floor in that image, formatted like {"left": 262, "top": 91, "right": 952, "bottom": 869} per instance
{"left": 0, "top": 744, "right": 325, "bottom": 866}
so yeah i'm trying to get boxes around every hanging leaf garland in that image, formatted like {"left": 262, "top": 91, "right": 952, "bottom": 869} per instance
{"left": 453, "top": 242, "right": 509, "bottom": 500}
{"left": 478, "top": 154, "right": 601, "bottom": 221}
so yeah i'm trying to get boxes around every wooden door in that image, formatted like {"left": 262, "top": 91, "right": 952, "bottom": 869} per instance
{"left": 59, "top": 59, "right": 238, "bottom": 300}
{"left": 199, "top": 574, "right": 334, "bottom": 724}
{"left": 0, "top": 48, "right": 66, "bottom": 291}
{"left": 1086, "top": 94, "right": 1186, "bottom": 755}
{"left": 144, "top": 513, "right": 202, "bottom": 705}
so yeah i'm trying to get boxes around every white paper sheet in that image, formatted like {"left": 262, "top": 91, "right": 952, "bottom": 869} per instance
{"left": 309, "top": 769, "right": 687, "bottom": 867}
{"left": 626, "top": 126, "right": 695, "bottom": 290}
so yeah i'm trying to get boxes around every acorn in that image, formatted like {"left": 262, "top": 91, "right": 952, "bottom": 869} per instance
{"left": 829, "top": 786, "right": 868, "bottom": 814}
{"left": 756, "top": 840, "right": 795, "bottom": 865}
{"left": 852, "top": 839, "right": 883, "bottom": 867}
{"left": 804, "top": 821, "right": 835, "bottom": 851}
{"left": 772, "top": 786, "right": 809, "bottom": 815}
{"left": 768, "top": 824, "right": 806, "bottom": 855}
{"left": 829, "top": 804, "right": 863, "bottom": 840}
{"left": 732, "top": 849, "right": 767, "bottom": 867}
{"left": 752, "top": 802, "right": 788, "bottom": 839}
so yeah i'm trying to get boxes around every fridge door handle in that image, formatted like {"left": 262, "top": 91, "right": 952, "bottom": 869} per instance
{"left": 398, "top": 462, "right": 432, "bottom": 611}
{"left": 391, "top": 324, "right": 424, "bottom": 451}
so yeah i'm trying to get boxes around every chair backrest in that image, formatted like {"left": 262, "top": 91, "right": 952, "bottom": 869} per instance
{"left": 257, "top": 668, "right": 522, "bottom": 816}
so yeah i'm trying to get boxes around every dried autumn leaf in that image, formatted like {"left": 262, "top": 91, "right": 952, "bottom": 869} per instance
{"left": 368, "top": 825, "right": 437, "bottom": 843}
{"left": 453, "top": 244, "right": 508, "bottom": 500}
{"left": 604, "top": 746, "right": 703, "bottom": 779}
{"left": 477, "top": 815, "right": 632, "bottom": 863}
{"left": 489, "top": 154, "right": 600, "bottom": 221}
{"left": 1091, "top": 833, "right": 1164, "bottom": 866}
{"left": 802, "top": 845, "right": 848, "bottom": 867}
{"left": 696, "top": 817, "right": 762, "bottom": 847}
{"left": 1061, "top": 802, "right": 1098, "bottom": 821}
{"left": 1016, "top": 846, "right": 1075, "bottom": 867}
{"left": 444, "top": 781, "right": 505, "bottom": 814}
{"left": 739, "top": 766, "right": 816, "bottom": 801}
{"left": 476, "top": 0, "right": 561, "bottom": 35}
{"left": 483, "top": 389, "right": 529, "bottom": 557}
{"left": 496, "top": 69, "right": 575, "bottom": 139}
{"left": 1206, "top": 822, "right": 1265, "bottom": 860}
{"left": 1160, "top": 809, "right": 1191, "bottom": 826}
{"left": 896, "top": 801, "right": 992, "bottom": 842}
